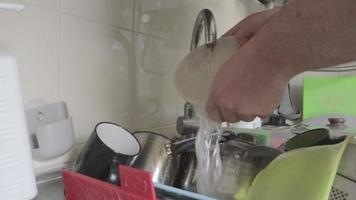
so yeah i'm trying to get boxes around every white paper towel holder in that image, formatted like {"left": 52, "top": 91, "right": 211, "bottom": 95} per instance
{"left": 25, "top": 101, "right": 75, "bottom": 160}
{"left": 0, "top": 54, "right": 37, "bottom": 199}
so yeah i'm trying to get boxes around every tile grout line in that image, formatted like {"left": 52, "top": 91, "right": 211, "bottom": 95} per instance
{"left": 58, "top": 0, "right": 64, "bottom": 101}
{"left": 61, "top": 11, "right": 133, "bottom": 32}
{"left": 129, "top": 0, "right": 137, "bottom": 130}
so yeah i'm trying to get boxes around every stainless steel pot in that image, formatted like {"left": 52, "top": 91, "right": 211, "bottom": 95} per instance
{"left": 130, "top": 131, "right": 181, "bottom": 186}
{"left": 130, "top": 131, "right": 206, "bottom": 186}
{"left": 174, "top": 132, "right": 256, "bottom": 193}
{"left": 216, "top": 140, "right": 281, "bottom": 199}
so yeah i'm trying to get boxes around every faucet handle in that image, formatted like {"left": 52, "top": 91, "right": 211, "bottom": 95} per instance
{"left": 184, "top": 102, "right": 195, "bottom": 118}
{"left": 177, "top": 102, "right": 199, "bottom": 135}
{"left": 176, "top": 116, "right": 199, "bottom": 135}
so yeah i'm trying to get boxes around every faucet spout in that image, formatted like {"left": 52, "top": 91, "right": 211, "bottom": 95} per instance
{"left": 177, "top": 9, "right": 217, "bottom": 136}
{"left": 190, "top": 9, "right": 217, "bottom": 51}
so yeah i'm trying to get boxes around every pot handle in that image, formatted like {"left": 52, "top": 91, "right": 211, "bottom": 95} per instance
{"left": 168, "top": 137, "right": 196, "bottom": 155}
{"left": 170, "top": 131, "right": 239, "bottom": 154}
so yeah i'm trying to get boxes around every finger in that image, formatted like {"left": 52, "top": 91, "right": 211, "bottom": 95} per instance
{"left": 238, "top": 114, "right": 256, "bottom": 122}
{"left": 222, "top": 7, "right": 282, "bottom": 37}
{"left": 222, "top": 23, "right": 241, "bottom": 37}
{"left": 222, "top": 7, "right": 282, "bottom": 45}
{"left": 235, "top": 34, "right": 253, "bottom": 47}
{"left": 206, "top": 101, "right": 223, "bottom": 122}
{"left": 220, "top": 107, "right": 240, "bottom": 123}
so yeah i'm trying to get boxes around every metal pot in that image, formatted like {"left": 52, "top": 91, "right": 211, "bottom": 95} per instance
{"left": 130, "top": 131, "right": 181, "bottom": 186}
{"left": 216, "top": 140, "right": 281, "bottom": 199}
{"left": 174, "top": 132, "right": 257, "bottom": 192}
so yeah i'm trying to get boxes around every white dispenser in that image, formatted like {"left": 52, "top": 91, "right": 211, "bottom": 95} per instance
{"left": 0, "top": 54, "right": 37, "bottom": 199}
{"left": 26, "top": 101, "right": 75, "bottom": 160}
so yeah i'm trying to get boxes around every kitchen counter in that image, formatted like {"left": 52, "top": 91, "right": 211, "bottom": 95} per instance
{"left": 34, "top": 173, "right": 64, "bottom": 200}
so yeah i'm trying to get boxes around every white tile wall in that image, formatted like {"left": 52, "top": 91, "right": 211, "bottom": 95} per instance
{"left": 0, "top": 0, "right": 266, "bottom": 175}
{"left": 3, "top": 0, "right": 343, "bottom": 176}
{"left": 135, "top": 0, "right": 180, "bottom": 37}
{"left": 133, "top": 32, "right": 184, "bottom": 129}
{"left": 62, "top": 0, "right": 133, "bottom": 29}
{"left": 61, "top": 14, "right": 132, "bottom": 140}
{"left": 0, "top": 3, "right": 61, "bottom": 104}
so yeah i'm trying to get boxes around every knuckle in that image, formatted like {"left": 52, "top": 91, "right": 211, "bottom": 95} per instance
{"left": 259, "top": 111, "right": 271, "bottom": 119}
{"left": 225, "top": 100, "right": 236, "bottom": 111}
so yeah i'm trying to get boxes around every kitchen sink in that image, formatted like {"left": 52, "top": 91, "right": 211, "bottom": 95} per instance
{"left": 33, "top": 137, "right": 356, "bottom": 200}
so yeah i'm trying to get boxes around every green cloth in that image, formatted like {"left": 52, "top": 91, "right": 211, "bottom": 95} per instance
{"left": 303, "top": 76, "right": 356, "bottom": 119}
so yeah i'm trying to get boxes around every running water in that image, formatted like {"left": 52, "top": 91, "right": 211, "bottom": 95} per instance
{"left": 174, "top": 36, "right": 239, "bottom": 197}
{"left": 194, "top": 106, "right": 223, "bottom": 197}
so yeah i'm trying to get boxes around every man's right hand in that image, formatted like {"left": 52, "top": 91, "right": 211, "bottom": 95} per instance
{"left": 207, "top": 0, "right": 356, "bottom": 123}
{"left": 222, "top": 7, "right": 281, "bottom": 46}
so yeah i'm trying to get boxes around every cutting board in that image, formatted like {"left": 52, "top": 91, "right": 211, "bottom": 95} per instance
{"left": 238, "top": 137, "right": 349, "bottom": 200}
{"left": 303, "top": 76, "right": 356, "bottom": 120}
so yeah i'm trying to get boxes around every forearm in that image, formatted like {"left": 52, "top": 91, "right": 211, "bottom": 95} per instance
{"left": 249, "top": 0, "right": 356, "bottom": 77}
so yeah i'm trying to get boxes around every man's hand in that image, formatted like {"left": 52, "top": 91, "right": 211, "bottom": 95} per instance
{"left": 206, "top": 39, "right": 290, "bottom": 122}
{"left": 222, "top": 7, "right": 281, "bottom": 46}
{"left": 207, "top": 8, "right": 286, "bottom": 123}
{"left": 207, "top": 0, "right": 356, "bottom": 123}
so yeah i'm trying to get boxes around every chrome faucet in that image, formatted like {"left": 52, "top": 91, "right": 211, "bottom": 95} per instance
{"left": 177, "top": 9, "right": 217, "bottom": 136}
{"left": 190, "top": 9, "right": 217, "bottom": 51}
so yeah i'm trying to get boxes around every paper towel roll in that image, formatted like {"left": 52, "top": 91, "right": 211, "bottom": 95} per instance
{"left": 0, "top": 54, "right": 37, "bottom": 200}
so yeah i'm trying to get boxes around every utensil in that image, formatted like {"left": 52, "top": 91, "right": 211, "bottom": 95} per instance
{"left": 302, "top": 115, "right": 356, "bottom": 129}
{"left": 216, "top": 140, "right": 281, "bottom": 199}
{"left": 130, "top": 131, "right": 237, "bottom": 190}
{"left": 285, "top": 128, "right": 346, "bottom": 151}
{"left": 155, "top": 182, "right": 218, "bottom": 200}
{"left": 242, "top": 146, "right": 281, "bottom": 173}
{"left": 174, "top": 152, "right": 198, "bottom": 192}
{"left": 131, "top": 131, "right": 180, "bottom": 186}
{"left": 73, "top": 122, "right": 140, "bottom": 184}
{"left": 174, "top": 132, "right": 260, "bottom": 194}
{"left": 131, "top": 131, "right": 232, "bottom": 187}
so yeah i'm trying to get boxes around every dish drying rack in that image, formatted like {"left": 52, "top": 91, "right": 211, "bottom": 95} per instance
{"left": 62, "top": 165, "right": 217, "bottom": 200}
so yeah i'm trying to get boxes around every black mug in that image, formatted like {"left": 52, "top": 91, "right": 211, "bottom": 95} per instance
{"left": 73, "top": 122, "right": 141, "bottom": 185}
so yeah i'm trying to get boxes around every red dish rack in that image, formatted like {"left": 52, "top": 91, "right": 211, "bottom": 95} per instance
{"left": 62, "top": 165, "right": 158, "bottom": 200}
